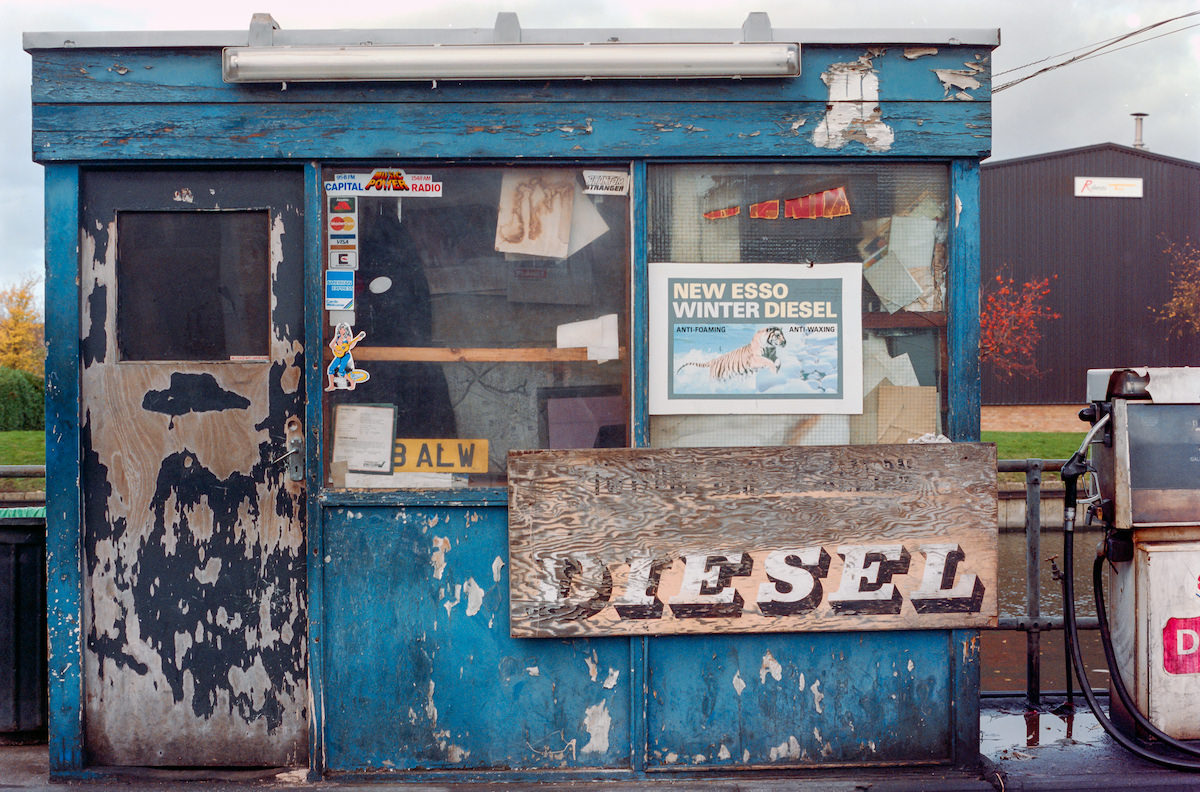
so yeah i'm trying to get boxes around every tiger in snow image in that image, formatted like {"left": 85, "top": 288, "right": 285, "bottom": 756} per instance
{"left": 676, "top": 326, "right": 787, "bottom": 380}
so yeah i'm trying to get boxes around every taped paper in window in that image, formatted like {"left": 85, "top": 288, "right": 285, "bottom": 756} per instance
{"left": 749, "top": 199, "right": 780, "bottom": 219}
{"left": 495, "top": 169, "right": 576, "bottom": 258}
{"left": 784, "top": 186, "right": 851, "bottom": 219}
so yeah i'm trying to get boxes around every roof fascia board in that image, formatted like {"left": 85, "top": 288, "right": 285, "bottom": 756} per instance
{"left": 25, "top": 26, "right": 999, "bottom": 52}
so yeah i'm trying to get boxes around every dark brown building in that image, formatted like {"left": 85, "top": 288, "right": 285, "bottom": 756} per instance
{"left": 982, "top": 143, "right": 1200, "bottom": 405}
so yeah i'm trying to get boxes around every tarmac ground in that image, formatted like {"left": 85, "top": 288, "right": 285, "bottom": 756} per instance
{"left": 7, "top": 698, "right": 1200, "bottom": 792}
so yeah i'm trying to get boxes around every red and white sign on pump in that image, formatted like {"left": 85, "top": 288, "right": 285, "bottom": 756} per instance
{"left": 1164, "top": 616, "right": 1200, "bottom": 675}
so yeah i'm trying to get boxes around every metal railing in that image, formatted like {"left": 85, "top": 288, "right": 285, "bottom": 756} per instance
{"left": 0, "top": 466, "right": 46, "bottom": 479}
{"left": 988, "top": 458, "right": 1099, "bottom": 706}
{"left": 0, "top": 465, "right": 46, "bottom": 508}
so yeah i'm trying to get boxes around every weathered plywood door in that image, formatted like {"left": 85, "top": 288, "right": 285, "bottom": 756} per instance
{"left": 79, "top": 170, "right": 307, "bottom": 766}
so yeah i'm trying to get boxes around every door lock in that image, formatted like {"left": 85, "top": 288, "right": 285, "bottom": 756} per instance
{"left": 276, "top": 416, "right": 304, "bottom": 482}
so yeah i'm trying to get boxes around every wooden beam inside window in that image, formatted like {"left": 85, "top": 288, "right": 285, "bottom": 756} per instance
{"left": 329, "top": 346, "right": 627, "bottom": 363}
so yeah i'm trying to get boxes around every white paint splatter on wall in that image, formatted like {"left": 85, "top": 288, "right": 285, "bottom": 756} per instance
{"left": 431, "top": 536, "right": 451, "bottom": 580}
{"left": 760, "top": 650, "right": 782, "bottom": 683}
{"left": 580, "top": 701, "right": 611, "bottom": 755}
{"left": 464, "top": 578, "right": 484, "bottom": 617}
{"left": 769, "top": 735, "right": 802, "bottom": 761}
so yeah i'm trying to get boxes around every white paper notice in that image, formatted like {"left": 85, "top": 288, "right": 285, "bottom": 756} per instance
{"left": 332, "top": 404, "right": 396, "bottom": 474}
{"left": 566, "top": 184, "right": 610, "bottom": 257}
{"left": 557, "top": 313, "right": 619, "bottom": 363}
{"left": 889, "top": 215, "right": 937, "bottom": 271}
{"left": 863, "top": 338, "right": 920, "bottom": 393}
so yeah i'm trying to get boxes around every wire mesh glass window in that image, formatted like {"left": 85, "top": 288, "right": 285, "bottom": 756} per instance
{"left": 321, "top": 165, "right": 630, "bottom": 489}
{"left": 647, "top": 162, "right": 949, "bottom": 447}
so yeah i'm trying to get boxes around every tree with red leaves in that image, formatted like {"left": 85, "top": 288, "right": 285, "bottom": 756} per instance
{"left": 979, "top": 271, "right": 1060, "bottom": 379}
{"left": 1152, "top": 238, "right": 1200, "bottom": 339}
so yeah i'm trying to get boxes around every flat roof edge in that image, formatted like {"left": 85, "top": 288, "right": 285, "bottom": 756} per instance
{"left": 24, "top": 26, "right": 1000, "bottom": 52}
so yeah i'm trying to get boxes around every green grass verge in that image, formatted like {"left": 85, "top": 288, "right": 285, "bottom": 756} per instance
{"left": 981, "top": 430, "right": 1087, "bottom": 461}
{"left": 0, "top": 430, "right": 46, "bottom": 492}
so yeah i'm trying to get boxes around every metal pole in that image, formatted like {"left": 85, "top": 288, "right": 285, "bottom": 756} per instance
{"left": 1025, "top": 459, "right": 1043, "bottom": 708}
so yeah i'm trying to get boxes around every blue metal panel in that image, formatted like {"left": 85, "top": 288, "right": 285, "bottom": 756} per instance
{"left": 32, "top": 101, "right": 992, "bottom": 163}
{"left": 645, "top": 631, "right": 956, "bottom": 768}
{"left": 320, "top": 505, "right": 632, "bottom": 773}
{"left": 631, "top": 160, "right": 649, "bottom": 450}
{"left": 42, "top": 165, "right": 84, "bottom": 773}
{"left": 950, "top": 628, "right": 981, "bottom": 764}
{"left": 31, "top": 46, "right": 992, "bottom": 105}
{"left": 303, "top": 162, "right": 326, "bottom": 778}
{"left": 629, "top": 161, "right": 650, "bottom": 771}
{"left": 947, "top": 159, "right": 982, "bottom": 441}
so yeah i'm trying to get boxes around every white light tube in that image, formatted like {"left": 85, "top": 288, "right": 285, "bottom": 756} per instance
{"left": 222, "top": 42, "right": 800, "bottom": 82}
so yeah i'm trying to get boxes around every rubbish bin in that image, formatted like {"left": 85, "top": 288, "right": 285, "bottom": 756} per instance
{"left": 0, "top": 507, "right": 47, "bottom": 742}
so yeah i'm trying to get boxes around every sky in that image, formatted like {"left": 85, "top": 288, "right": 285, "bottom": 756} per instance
{"left": 3, "top": 0, "right": 1199, "bottom": 294}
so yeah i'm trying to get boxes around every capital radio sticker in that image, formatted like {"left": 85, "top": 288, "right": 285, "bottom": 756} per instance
{"left": 325, "top": 169, "right": 443, "bottom": 197}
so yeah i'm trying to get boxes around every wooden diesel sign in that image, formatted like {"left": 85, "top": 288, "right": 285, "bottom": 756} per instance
{"left": 508, "top": 443, "right": 997, "bottom": 637}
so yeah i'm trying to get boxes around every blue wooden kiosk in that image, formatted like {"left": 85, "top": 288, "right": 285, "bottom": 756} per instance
{"left": 27, "top": 13, "right": 997, "bottom": 779}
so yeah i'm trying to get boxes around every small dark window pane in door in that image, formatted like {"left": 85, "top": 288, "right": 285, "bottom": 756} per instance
{"left": 117, "top": 211, "right": 270, "bottom": 361}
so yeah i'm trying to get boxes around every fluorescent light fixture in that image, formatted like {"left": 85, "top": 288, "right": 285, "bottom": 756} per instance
{"left": 222, "top": 42, "right": 800, "bottom": 82}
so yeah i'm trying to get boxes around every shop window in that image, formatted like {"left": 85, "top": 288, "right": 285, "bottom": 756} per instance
{"left": 322, "top": 166, "right": 630, "bottom": 489}
{"left": 116, "top": 210, "right": 270, "bottom": 361}
{"left": 647, "top": 163, "right": 948, "bottom": 447}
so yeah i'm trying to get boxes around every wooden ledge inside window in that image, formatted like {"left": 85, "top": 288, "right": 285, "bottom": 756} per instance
{"left": 862, "top": 310, "right": 947, "bottom": 329}
{"left": 327, "top": 346, "right": 627, "bottom": 363}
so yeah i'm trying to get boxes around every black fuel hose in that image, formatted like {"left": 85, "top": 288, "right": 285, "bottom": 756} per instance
{"left": 1059, "top": 421, "right": 1200, "bottom": 769}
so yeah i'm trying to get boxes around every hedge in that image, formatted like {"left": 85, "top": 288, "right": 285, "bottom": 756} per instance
{"left": 0, "top": 367, "right": 44, "bottom": 430}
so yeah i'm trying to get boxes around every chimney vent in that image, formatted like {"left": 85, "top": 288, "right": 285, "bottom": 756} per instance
{"left": 1131, "top": 112, "right": 1148, "bottom": 149}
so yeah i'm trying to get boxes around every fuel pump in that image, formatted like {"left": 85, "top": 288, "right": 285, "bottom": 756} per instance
{"left": 1061, "top": 367, "right": 1200, "bottom": 768}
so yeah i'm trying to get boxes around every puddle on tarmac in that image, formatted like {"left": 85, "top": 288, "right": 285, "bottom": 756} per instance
{"left": 982, "top": 702, "right": 1108, "bottom": 758}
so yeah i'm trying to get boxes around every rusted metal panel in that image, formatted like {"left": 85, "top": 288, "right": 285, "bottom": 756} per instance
{"left": 508, "top": 444, "right": 997, "bottom": 638}
{"left": 79, "top": 170, "right": 307, "bottom": 766}
{"left": 982, "top": 144, "right": 1200, "bottom": 405}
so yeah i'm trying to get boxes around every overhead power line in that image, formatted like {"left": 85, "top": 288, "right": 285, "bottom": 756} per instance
{"left": 993, "top": 9, "right": 1200, "bottom": 93}
{"left": 1071, "top": 22, "right": 1200, "bottom": 64}
{"left": 993, "top": 32, "right": 1127, "bottom": 78}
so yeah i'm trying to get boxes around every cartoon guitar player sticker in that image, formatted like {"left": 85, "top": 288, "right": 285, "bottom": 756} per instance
{"left": 326, "top": 322, "right": 370, "bottom": 391}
